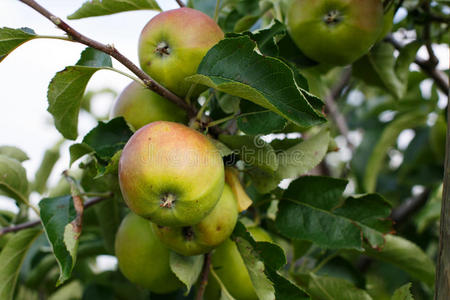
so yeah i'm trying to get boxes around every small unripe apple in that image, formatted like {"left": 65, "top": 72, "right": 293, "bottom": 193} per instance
{"left": 208, "top": 227, "right": 272, "bottom": 300}
{"left": 114, "top": 213, "right": 182, "bottom": 294}
{"left": 110, "top": 81, "right": 187, "bottom": 130}
{"left": 287, "top": 0, "right": 384, "bottom": 65}
{"left": 138, "top": 8, "right": 224, "bottom": 97}
{"left": 119, "top": 121, "right": 225, "bottom": 226}
{"left": 153, "top": 184, "right": 238, "bottom": 256}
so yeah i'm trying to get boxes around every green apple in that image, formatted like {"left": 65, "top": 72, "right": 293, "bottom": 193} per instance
{"left": 153, "top": 184, "right": 238, "bottom": 256}
{"left": 114, "top": 213, "right": 182, "bottom": 294}
{"left": 118, "top": 121, "right": 225, "bottom": 226}
{"left": 287, "top": 0, "right": 384, "bottom": 65}
{"left": 208, "top": 227, "right": 272, "bottom": 300}
{"left": 138, "top": 8, "right": 224, "bottom": 97}
{"left": 110, "top": 81, "right": 187, "bottom": 131}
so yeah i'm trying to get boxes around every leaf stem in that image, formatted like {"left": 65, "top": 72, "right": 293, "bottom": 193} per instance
{"left": 175, "top": 0, "right": 185, "bottom": 7}
{"left": 196, "top": 92, "right": 214, "bottom": 121}
{"left": 105, "top": 67, "right": 144, "bottom": 85}
{"left": 214, "top": 0, "right": 221, "bottom": 23}
{"left": 37, "top": 35, "right": 73, "bottom": 42}
{"left": 207, "top": 114, "right": 237, "bottom": 128}
{"left": 209, "top": 266, "right": 234, "bottom": 298}
{"left": 311, "top": 251, "right": 340, "bottom": 273}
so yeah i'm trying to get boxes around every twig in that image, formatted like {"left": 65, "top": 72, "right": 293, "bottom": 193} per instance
{"left": 421, "top": 2, "right": 439, "bottom": 67}
{"left": 435, "top": 83, "right": 450, "bottom": 299}
{"left": 0, "top": 195, "right": 112, "bottom": 236}
{"left": 391, "top": 189, "right": 431, "bottom": 226}
{"left": 385, "top": 35, "right": 449, "bottom": 95}
{"left": 325, "top": 67, "right": 354, "bottom": 150}
{"left": 18, "top": 0, "right": 195, "bottom": 118}
{"left": 196, "top": 252, "right": 212, "bottom": 300}
{"left": 175, "top": 0, "right": 185, "bottom": 7}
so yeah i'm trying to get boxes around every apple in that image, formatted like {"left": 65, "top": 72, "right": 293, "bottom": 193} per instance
{"left": 208, "top": 227, "right": 272, "bottom": 300}
{"left": 287, "top": 0, "right": 384, "bottom": 65}
{"left": 153, "top": 183, "right": 238, "bottom": 256}
{"left": 118, "top": 121, "right": 225, "bottom": 226}
{"left": 110, "top": 81, "right": 187, "bottom": 131}
{"left": 114, "top": 213, "right": 182, "bottom": 294}
{"left": 138, "top": 8, "right": 224, "bottom": 97}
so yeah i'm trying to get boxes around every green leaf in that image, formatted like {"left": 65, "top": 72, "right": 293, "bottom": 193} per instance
{"left": 0, "top": 27, "right": 36, "bottom": 63}
{"left": 391, "top": 283, "right": 413, "bottom": 300}
{"left": 82, "top": 117, "right": 133, "bottom": 161}
{"left": 237, "top": 101, "right": 287, "bottom": 135}
{"left": 277, "top": 177, "right": 392, "bottom": 250}
{"left": 232, "top": 222, "right": 310, "bottom": 300}
{"left": 47, "top": 48, "right": 113, "bottom": 140}
{"left": 276, "top": 129, "right": 329, "bottom": 179}
{"left": 68, "top": 0, "right": 161, "bottom": 20}
{"left": 364, "top": 234, "right": 435, "bottom": 286}
{"left": 169, "top": 252, "right": 203, "bottom": 295}
{"left": 69, "top": 143, "right": 94, "bottom": 166}
{"left": 0, "top": 146, "right": 29, "bottom": 162}
{"left": 33, "top": 143, "right": 62, "bottom": 194}
{"left": 187, "top": 36, "right": 326, "bottom": 128}
{"left": 219, "top": 134, "right": 278, "bottom": 171}
{"left": 39, "top": 196, "right": 80, "bottom": 285}
{"left": 364, "top": 111, "right": 428, "bottom": 192}
{"left": 208, "top": 138, "right": 234, "bottom": 157}
{"left": 352, "top": 42, "right": 420, "bottom": 99}
{"left": 0, "top": 155, "right": 28, "bottom": 203}
{"left": 0, "top": 228, "right": 41, "bottom": 300}
{"left": 296, "top": 273, "right": 373, "bottom": 300}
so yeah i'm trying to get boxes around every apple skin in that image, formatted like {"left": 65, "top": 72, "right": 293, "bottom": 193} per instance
{"left": 287, "top": 0, "right": 384, "bottom": 65}
{"left": 110, "top": 81, "right": 187, "bottom": 131}
{"left": 138, "top": 8, "right": 224, "bottom": 97}
{"left": 114, "top": 213, "right": 182, "bottom": 294}
{"left": 118, "top": 121, "right": 225, "bottom": 227}
{"left": 208, "top": 227, "right": 272, "bottom": 300}
{"left": 153, "top": 184, "right": 238, "bottom": 256}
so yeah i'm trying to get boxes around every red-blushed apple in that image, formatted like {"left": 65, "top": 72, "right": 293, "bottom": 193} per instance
{"left": 138, "top": 8, "right": 224, "bottom": 97}
{"left": 118, "top": 121, "right": 225, "bottom": 226}
{"left": 153, "top": 184, "right": 238, "bottom": 256}
{"left": 207, "top": 227, "right": 273, "bottom": 300}
{"left": 114, "top": 213, "right": 182, "bottom": 294}
{"left": 287, "top": 0, "right": 384, "bottom": 65}
{"left": 110, "top": 81, "right": 187, "bottom": 130}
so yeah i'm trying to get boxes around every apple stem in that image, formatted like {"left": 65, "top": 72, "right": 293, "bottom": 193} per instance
{"left": 175, "top": 0, "right": 185, "bottom": 7}
{"left": 160, "top": 193, "right": 177, "bottom": 208}
{"left": 195, "top": 252, "right": 212, "bottom": 300}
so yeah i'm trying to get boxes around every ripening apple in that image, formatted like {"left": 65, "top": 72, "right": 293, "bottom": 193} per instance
{"left": 207, "top": 227, "right": 273, "bottom": 300}
{"left": 110, "top": 81, "right": 187, "bottom": 130}
{"left": 114, "top": 213, "right": 182, "bottom": 294}
{"left": 118, "top": 121, "right": 225, "bottom": 227}
{"left": 138, "top": 8, "right": 224, "bottom": 97}
{"left": 287, "top": 0, "right": 384, "bottom": 65}
{"left": 153, "top": 184, "right": 238, "bottom": 256}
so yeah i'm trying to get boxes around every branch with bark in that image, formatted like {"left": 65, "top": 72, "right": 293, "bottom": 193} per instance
{"left": 0, "top": 195, "right": 112, "bottom": 236}
{"left": 18, "top": 0, "right": 196, "bottom": 118}
{"left": 195, "top": 252, "right": 212, "bottom": 300}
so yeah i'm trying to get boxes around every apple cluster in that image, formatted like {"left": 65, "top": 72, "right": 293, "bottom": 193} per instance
{"left": 110, "top": 8, "right": 267, "bottom": 298}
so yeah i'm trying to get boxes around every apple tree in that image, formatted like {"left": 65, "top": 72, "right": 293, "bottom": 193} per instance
{"left": 0, "top": 0, "right": 449, "bottom": 299}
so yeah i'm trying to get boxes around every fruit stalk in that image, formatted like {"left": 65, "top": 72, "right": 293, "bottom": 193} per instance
{"left": 18, "top": 0, "right": 196, "bottom": 118}
{"left": 195, "top": 252, "right": 212, "bottom": 300}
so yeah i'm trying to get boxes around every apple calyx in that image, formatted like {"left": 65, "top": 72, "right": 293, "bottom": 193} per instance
{"left": 323, "top": 10, "right": 342, "bottom": 26}
{"left": 182, "top": 227, "right": 195, "bottom": 241}
{"left": 160, "top": 193, "right": 176, "bottom": 208}
{"left": 155, "top": 42, "right": 171, "bottom": 57}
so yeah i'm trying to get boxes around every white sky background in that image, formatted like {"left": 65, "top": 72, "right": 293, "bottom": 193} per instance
{"left": 0, "top": 2, "right": 448, "bottom": 213}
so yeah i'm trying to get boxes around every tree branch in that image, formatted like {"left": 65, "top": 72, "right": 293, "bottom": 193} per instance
{"left": 325, "top": 67, "right": 354, "bottom": 150}
{"left": 175, "top": 0, "right": 185, "bottom": 7}
{"left": 0, "top": 194, "right": 112, "bottom": 236}
{"left": 391, "top": 189, "right": 431, "bottom": 226}
{"left": 385, "top": 35, "right": 449, "bottom": 95}
{"left": 18, "top": 0, "right": 196, "bottom": 118}
{"left": 196, "top": 252, "right": 212, "bottom": 300}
